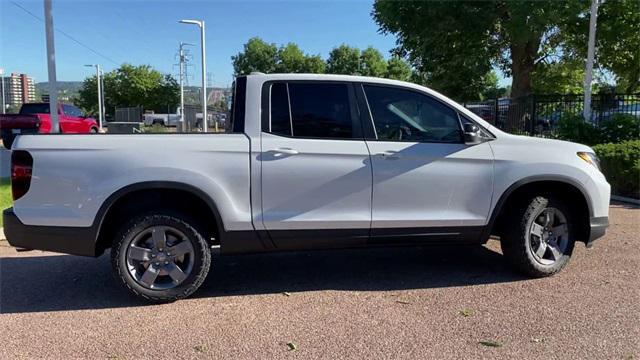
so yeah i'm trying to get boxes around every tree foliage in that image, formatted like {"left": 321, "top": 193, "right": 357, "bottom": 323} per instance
{"left": 233, "top": 38, "right": 326, "bottom": 75}
{"left": 360, "top": 47, "right": 387, "bottom": 77}
{"left": 77, "top": 64, "right": 179, "bottom": 116}
{"left": 373, "top": 0, "right": 640, "bottom": 99}
{"left": 326, "top": 44, "right": 361, "bottom": 75}
{"left": 231, "top": 37, "right": 499, "bottom": 99}
{"left": 232, "top": 37, "right": 278, "bottom": 75}
{"left": 386, "top": 56, "right": 412, "bottom": 81}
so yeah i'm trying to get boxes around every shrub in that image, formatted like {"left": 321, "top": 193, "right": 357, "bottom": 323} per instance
{"left": 593, "top": 140, "right": 640, "bottom": 199}
{"left": 556, "top": 114, "right": 602, "bottom": 145}
{"left": 598, "top": 113, "right": 640, "bottom": 144}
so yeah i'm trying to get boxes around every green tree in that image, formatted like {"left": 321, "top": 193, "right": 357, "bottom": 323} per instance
{"left": 385, "top": 56, "right": 412, "bottom": 81}
{"left": 480, "top": 71, "right": 508, "bottom": 100}
{"left": 373, "top": 1, "right": 602, "bottom": 100}
{"left": 77, "top": 64, "right": 179, "bottom": 116}
{"left": 327, "top": 45, "right": 361, "bottom": 75}
{"left": 360, "top": 47, "right": 387, "bottom": 77}
{"left": 303, "top": 55, "right": 326, "bottom": 74}
{"left": 532, "top": 59, "right": 585, "bottom": 95}
{"left": 232, "top": 37, "right": 278, "bottom": 75}
{"left": 276, "top": 43, "right": 307, "bottom": 73}
{"left": 276, "top": 43, "right": 327, "bottom": 73}
{"left": 567, "top": 0, "right": 640, "bottom": 93}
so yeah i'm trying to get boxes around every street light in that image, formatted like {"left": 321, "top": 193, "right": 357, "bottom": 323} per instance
{"left": 84, "top": 64, "right": 103, "bottom": 130}
{"left": 179, "top": 19, "right": 208, "bottom": 132}
{"left": 0, "top": 68, "right": 5, "bottom": 114}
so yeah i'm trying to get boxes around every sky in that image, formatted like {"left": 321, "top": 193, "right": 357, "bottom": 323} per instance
{"left": 1, "top": 0, "right": 510, "bottom": 87}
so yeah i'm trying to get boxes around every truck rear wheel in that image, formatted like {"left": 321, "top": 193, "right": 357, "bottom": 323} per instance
{"left": 500, "top": 195, "right": 576, "bottom": 277}
{"left": 111, "top": 213, "right": 211, "bottom": 302}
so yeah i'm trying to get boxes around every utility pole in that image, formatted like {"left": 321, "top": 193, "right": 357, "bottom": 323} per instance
{"left": 178, "top": 42, "right": 194, "bottom": 132}
{"left": 44, "top": 0, "right": 60, "bottom": 132}
{"left": 179, "top": 19, "right": 207, "bottom": 132}
{"left": 583, "top": 0, "right": 601, "bottom": 122}
{"left": 0, "top": 68, "right": 5, "bottom": 114}
{"left": 100, "top": 67, "right": 105, "bottom": 125}
{"left": 85, "top": 64, "right": 103, "bottom": 130}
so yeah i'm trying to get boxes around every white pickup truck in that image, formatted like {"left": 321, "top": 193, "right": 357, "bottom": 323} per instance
{"left": 4, "top": 74, "right": 610, "bottom": 302}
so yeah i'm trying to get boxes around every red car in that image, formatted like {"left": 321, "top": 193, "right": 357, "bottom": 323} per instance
{"left": 0, "top": 103, "right": 98, "bottom": 148}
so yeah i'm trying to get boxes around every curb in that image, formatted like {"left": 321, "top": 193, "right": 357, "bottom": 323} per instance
{"left": 611, "top": 195, "right": 640, "bottom": 206}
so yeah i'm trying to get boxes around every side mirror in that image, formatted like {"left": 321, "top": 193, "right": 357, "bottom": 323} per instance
{"left": 463, "top": 123, "right": 482, "bottom": 145}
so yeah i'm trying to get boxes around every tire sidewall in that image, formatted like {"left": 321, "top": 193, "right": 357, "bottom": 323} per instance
{"left": 521, "top": 195, "right": 576, "bottom": 274}
{"left": 111, "top": 213, "right": 210, "bottom": 302}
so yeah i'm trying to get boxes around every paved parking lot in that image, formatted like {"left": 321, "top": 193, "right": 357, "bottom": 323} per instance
{"left": 1, "top": 203, "right": 638, "bottom": 359}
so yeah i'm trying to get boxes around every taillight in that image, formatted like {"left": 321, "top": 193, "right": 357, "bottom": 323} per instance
{"left": 11, "top": 150, "right": 33, "bottom": 201}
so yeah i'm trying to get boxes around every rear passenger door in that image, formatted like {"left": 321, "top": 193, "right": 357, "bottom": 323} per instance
{"left": 259, "top": 81, "right": 372, "bottom": 249}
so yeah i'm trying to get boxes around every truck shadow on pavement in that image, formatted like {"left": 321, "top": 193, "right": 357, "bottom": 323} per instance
{"left": 1, "top": 244, "right": 527, "bottom": 314}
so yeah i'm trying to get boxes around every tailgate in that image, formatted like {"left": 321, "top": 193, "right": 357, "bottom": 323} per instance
{"left": 0, "top": 115, "right": 40, "bottom": 133}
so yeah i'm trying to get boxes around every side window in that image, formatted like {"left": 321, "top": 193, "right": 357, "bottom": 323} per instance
{"left": 63, "top": 104, "right": 82, "bottom": 117}
{"left": 270, "top": 83, "right": 292, "bottom": 136}
{"left": 288, "top": 83, "right": 353, "bottom": 139}
{"left": 71, "top": 105, "right": 83, "bottom": 117}
{"left": 62, "top": 104, "right": 73, "bottom": 116}
{"left": 363, "top": 85, "right": 462, "bottom": 143}
{"left": 268, "top": 82, "right": 355, "bottom": 139}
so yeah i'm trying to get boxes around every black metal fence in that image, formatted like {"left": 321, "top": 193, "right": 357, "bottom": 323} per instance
{"left": 114, "top": 106, "right": 143, "bottom": 123}
{"left": 464, "top": 94, "right": 640, "bottom": 136}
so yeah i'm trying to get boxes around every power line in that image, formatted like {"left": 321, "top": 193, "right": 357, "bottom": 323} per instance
{"left": 9, "top": 1, "right": 120, "bottom": 66}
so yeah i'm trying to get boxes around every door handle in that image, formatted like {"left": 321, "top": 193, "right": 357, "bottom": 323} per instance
{"left": 376, "top": 151, "right": 400, "bottom": 159}
{"left": 273, "top": 147, "right": 299, "bottom": 155}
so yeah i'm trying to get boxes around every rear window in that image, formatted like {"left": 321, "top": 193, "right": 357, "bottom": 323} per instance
{"left": 20, "top": 104, "right": 51, "bottom": 115}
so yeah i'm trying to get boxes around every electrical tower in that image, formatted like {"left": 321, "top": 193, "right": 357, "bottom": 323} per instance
{"left": 176, "top": 42, "right": 194, "bottom": 131}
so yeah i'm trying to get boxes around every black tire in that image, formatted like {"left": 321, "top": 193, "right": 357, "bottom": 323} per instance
{"left": 90, "top": 127, "right": 99, "bottom": 133}
{"left": 2, "top": 135, "right": 15, "bottom": 149}
{"left": 111, "top": 212, "right": 211, "bottom": 302}
{"left": 500, "top": 194, "right": 575, "bottom": 277}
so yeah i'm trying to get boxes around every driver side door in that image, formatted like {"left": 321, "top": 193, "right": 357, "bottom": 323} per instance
{"left": 359, "top": 84, "right": 494, "bottom": 243}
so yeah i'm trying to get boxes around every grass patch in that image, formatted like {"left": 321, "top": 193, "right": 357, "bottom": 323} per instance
{"left": 0, "top": 178, "right": 11, "bottom": 228}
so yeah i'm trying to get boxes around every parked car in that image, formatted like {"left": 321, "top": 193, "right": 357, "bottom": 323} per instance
{"left": 592, "top": 103, "right": 640, "bottom": 123}
{"left": 465, "top": 104, "right": 494, "bottom": 122}
{"left": 143, "top": 113, "right": 181, "bottom": 127}
{"left": 3, "top": 74, "right": 610, "bottom": 302}
{"left": 0, "top": 103, "right": 98, "bottom": 149}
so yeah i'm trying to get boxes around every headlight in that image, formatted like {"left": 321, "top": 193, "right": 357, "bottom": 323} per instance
{"left": 577, "top": 152, "right": 601, "bottom": 171}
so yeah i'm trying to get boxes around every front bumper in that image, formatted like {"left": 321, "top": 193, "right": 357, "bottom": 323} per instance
{"left": 586, "top": 216, "right": 609, "bottom": 247}
{"left": 3, "top": 208, "right": 98, "bottom": 256}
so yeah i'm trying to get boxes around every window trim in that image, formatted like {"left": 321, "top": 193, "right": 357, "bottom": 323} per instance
{"left": 260, "top": 80, "right": 366, "bottom": 141}
{"left": 358, "top": 82, "right": 466, "bottom": 144}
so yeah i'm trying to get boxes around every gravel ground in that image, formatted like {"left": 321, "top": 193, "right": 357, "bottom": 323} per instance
{"left": 1, "top": 203, "right": 638, "bottom": 359}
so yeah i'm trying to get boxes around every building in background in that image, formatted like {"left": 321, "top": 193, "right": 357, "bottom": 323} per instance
{"left": 2, "top": 73, "right": 36, "bottom": 108}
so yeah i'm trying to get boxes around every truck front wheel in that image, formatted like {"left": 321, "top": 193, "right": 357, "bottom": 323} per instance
{"left": 500, "top": 195, "right": 576, "bottom": 277}
{"left": 111, "top": 213, "right": 211, "bottom": 302}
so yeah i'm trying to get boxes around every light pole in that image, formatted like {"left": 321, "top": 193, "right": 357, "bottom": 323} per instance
{"left": 179, "top": 19, "right": 208, "bottom": 132}
{"left": 85, "top": 64, "right": 103, "bottom": 130}
{"left": 0, "top": 68, "right": 5, "bottom": 114}
{"left": 178, "top": 42, "right": 194, "bottom": 132}
{"left": 583, "top": 0, "right": 601, "bottom": 122}
{"left": 44, "top": 0, "right": 60, "bottom": 132}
